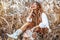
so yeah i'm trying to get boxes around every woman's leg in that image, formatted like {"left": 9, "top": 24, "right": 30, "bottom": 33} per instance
{"left": 20, "top": 22, "right": 34, "bottom": 32}
{"left": 31, "top": 25, "right": 44, "bottom": 34}
{"left": 7, "top": 22, "right": 34, "bottom": 39}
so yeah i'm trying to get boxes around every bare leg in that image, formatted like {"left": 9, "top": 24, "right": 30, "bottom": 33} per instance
{"left": 20, "top": 22, "right": 33, "bottom": 32}
{"left": 7, "top": 22, "right": 34, "bottom": 39}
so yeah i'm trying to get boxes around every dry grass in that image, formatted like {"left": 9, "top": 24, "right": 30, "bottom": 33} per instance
{"left": 0, "top": 0, "right": 60, "bottom": 40}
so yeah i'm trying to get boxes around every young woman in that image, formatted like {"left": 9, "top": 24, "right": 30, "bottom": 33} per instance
{"left": 7, "top": 1, "right": 51, "bottom": 39}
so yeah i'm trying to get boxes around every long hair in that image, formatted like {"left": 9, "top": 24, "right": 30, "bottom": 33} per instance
{"left": 29, "top": 2, "right": 43, "bottom": 25}
{"left": 31, "top": 1, "right": 43, "bottom": 14}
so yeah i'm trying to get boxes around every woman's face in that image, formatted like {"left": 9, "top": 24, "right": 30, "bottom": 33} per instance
{"left": 31, "top": 3, "right": 37, "bottom": 10}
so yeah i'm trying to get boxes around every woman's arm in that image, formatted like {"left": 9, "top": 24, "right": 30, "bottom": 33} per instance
{"left": 26, "top": 10, "right": 33, "bottom": 23}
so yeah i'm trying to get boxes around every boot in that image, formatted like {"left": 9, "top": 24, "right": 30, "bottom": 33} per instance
{"left": 7, "top": 29, "right": 22, "bottom": 39}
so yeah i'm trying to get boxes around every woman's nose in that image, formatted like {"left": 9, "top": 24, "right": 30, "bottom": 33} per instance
{"left": 31, "top": 5, "right": 35, "bottom": 8}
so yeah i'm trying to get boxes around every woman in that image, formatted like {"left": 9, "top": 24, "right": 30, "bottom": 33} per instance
{"left": 7, "top": 1, "right": 51, "bottom": 39}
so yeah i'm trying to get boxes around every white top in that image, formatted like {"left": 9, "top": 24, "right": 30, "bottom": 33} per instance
{"left": 26, "top": 13, "right": 51, "bottom": 32}
{"left": 39, "top": 13, "right": 49, "bottom": 28}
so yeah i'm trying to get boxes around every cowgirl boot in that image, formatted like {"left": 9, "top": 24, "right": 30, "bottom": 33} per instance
{"left": 7, "top": 29, "right": 22, "bottom": 39}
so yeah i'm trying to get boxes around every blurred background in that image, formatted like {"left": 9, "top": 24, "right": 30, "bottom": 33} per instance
{"left": 0, "top": 0, "right": 60, "bottom": 40}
